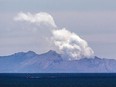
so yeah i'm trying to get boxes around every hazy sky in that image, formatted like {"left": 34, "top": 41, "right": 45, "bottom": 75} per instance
{"left": 0, "top": 0, "right": 116, "bottom": 59}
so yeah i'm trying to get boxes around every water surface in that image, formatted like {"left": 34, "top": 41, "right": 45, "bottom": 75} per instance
{"left": 0, "top": 73, "right": 116, "bottom": 87}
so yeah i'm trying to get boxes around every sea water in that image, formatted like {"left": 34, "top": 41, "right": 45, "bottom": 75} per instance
{"left": 0, "top": 73, "right": 116, "bottom": 87}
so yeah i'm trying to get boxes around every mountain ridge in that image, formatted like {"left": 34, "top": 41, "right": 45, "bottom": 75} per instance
{"left": 0, "top": 50, "right": 116, "bottom": 73}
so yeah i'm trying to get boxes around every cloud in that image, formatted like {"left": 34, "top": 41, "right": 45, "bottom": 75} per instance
{"left": 14, "top": 12, "right": 94, "bottom": 60}
{"left": 14, "top": 12, "right": 57, "bottom": 28}
{"left": 52, "top": 28, "right": 94, "bottom": 60}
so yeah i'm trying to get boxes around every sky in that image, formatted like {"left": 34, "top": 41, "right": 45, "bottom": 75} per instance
{"left": 0, "top": 0, "right": 116, "bottom": 59}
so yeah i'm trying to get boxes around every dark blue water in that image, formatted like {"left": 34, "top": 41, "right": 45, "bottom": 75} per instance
{"left": 0, "top": 73, "right": 116, "bottom": 87}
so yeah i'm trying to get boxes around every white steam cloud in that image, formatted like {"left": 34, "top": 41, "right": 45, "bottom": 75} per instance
{"left": 14, "top": 12, "right": 57, "bottom": 28}
{"left": 52, "top": 28, "right": 94, "bottom": 60}
{"left": 14, "top": 12, "right": 94, "bottom": 60}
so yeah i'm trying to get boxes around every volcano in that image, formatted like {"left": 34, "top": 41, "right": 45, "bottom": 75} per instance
{"left": 0, "top": 50, "right": 116, "bottom": 73}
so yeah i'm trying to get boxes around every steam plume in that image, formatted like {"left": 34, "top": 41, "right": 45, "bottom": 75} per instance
{"left": 14, "top": 12, "right": 57, "bottom": 28}
{"left": 52, "top": 28, "right": 94, "bottom": 60}
{"left": 14, "top": 12, "right": 94, "bottom": 60}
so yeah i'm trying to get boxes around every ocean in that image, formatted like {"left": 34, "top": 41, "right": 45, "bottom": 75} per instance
{"left": 0, "top": 73, "right": 116, "bottom": 87}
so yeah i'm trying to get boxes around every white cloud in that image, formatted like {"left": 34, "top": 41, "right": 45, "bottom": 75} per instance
{"left": 52, "top": 28, "right": 94, "bottom": 60}
{"left": 14, "top": 12, "right": 94, "bottom": 60}
{"left": 14, "top": 12, "right": 57, "bottom": 28}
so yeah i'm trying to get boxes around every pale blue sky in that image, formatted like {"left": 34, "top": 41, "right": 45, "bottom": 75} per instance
{"left": 0, "top": 0, "right": 116, "bottom": 58}
{"left": 0, "top": 0, "right": 116, "bottom": 11}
